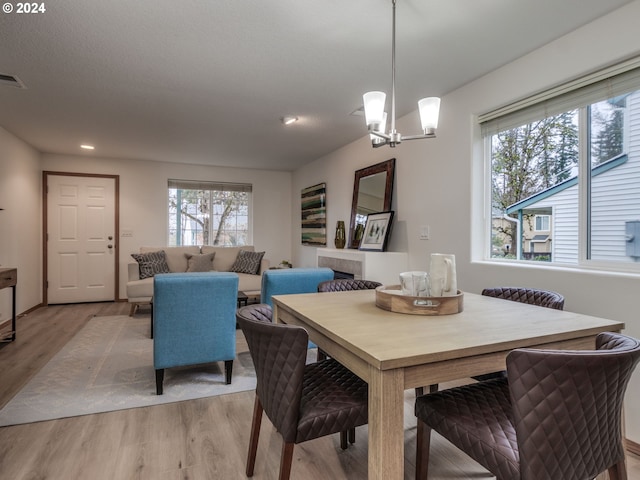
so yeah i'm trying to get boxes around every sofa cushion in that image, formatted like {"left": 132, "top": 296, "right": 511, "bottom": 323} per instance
{"left": 140, "top": 246, "right": 200, "bottom": 272}
{"left": 236, "top": 273, "right": 263, "bottom": 293}
{"left": 131, "top": 251, "right": 171, "bottom": 279}
{"left": 186, "top": 252, "right": 216, "bottom": 272}
{"left": 127, "top": 277, "right": 153, "bottom": 300}
{"left": 202, "top": 245, "right": 255, "bottom": 272}
{"left": 230, "top": 250, "right": 265, "bottom": 275}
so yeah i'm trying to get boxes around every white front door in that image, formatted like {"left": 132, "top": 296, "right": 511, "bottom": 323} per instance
{"left": 47, "top": 174, "right": 117, "bottom": 304}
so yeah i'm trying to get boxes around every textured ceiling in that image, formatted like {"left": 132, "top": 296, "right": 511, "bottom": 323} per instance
{"left": 0, "top": 0, "right": 633, "bottom": 171}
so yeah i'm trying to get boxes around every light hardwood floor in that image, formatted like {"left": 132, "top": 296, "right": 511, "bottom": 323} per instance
{"left": 0, "top": 302, "right": 639, "bottom": 479}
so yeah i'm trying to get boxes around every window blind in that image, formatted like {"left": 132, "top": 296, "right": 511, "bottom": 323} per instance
{"left": 480, "top": 55, "right": 640, "bottom": 136}
{"left": 168, "top": 179, "right": 252, "bottom": 193}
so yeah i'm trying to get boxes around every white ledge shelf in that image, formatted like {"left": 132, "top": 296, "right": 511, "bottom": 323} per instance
{"left": 316, "top": 248, "right": 408, "bottom": 285}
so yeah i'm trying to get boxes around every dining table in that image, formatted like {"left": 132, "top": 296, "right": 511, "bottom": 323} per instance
{"left": 271, "top": 289, "right": 625, "bottom": 480}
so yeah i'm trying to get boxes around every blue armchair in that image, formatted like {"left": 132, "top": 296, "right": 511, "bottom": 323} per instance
{"left": 261, "top": 267, "right": 335, "bottom": 307}
{"left": 153, "top": 272, "right": 239, "bottom": 395}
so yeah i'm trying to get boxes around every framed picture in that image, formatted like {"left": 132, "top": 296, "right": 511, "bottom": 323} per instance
{"left": 301, "top": 183, "right": 327, "bottom": 245}
{"left": 359, "top": 211, "right": 394, "bottom": 251}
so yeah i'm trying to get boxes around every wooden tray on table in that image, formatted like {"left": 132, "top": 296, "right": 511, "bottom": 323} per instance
{"left": 375, "top": 285, "right": 464, "bottom": 315}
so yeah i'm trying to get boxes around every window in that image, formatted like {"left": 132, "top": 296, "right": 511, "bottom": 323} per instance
{"left": 482, "top": 57, "right": 640, "bottom": 268}
{"left": 534, "top": 215, "right": 550, "bottom": 232}
{"left": 168, "top": 180, "right": 252, "bottom": 246}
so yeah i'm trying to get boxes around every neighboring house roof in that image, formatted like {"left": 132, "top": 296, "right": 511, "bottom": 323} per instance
{"left": 505, "top": 154, "right": 628, "bottom": 214}
{"left": 530, "top": 234, "right": 549, "bottom": 242}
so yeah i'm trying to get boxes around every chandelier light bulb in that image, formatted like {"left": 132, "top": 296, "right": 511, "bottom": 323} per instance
{"left": 370, "top": 112, "right": 387, "bottom": 145}
{"left": 418, "top": 97, "right": 441, "bottom": 133}
{"left": 363, "top": 91, "right": 386, "bottom": 129}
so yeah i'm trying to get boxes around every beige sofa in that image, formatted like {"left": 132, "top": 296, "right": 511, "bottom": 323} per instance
{"left": 126, "top": 245, "right": 269, "bottom": 315}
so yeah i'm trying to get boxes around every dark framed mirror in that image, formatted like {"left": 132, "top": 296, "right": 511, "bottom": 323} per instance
{"left": 348, "top": 158, "right": 395, "bottom": 249}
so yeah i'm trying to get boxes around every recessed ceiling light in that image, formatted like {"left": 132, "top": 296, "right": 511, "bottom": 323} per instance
{"left": 80, "top": 144, "right": 95, "bottom": 150}
{"left": 281, "top": 116, "right": 298, "bottom": 125}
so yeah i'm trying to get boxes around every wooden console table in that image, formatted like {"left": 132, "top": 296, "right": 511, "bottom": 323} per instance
{"left": 0, "top": 267, "right": 17, "bottom": 342}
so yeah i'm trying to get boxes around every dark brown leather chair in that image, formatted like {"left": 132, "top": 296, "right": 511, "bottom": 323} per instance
{"left": 317, "top": 278, "right": 382, "bottom": 292}
{"left": 473, "top": 286, "right": 565, "bottom": 382}
{"left": 481, "top": 286, "right": 565, "bottom": 310}
{"left": 236, "top": 303, "right": 273, "bottom": 324}
{"left": 414, "top": 332, "right": 640, "bottom": 480}
{"left": 237, "top": 312, "right": 368, "bottom": 480}
{"left": 316, "top": 278, "right": 382, "bottom": 362}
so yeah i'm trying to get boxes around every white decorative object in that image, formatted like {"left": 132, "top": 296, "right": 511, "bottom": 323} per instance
{"left": 399, "top": 271, "right": 429, "bottom": 297}
{"left": 429, "top": 253, "right": 457, "bottom": 297}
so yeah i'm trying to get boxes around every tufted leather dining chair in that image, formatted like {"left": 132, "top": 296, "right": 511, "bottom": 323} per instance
{"left": 236, "top": 303, "right": 273, "bottom": 324}
{"left": 481, "top": 286, "right": 565, "bottom": 310}
{"left": 237, "top": 312, "right": 368, "bottom": 480}
{"left": 317, "top": 278, "right": 383, "bottom": 292}
{"left": 414, "top": 332, "right": 640, "bottom": 480}
{"left": 236, "top": 301, "right": 362, "bottom": 451}
{"left": 473, "top": 286, "right": 565, "bottom": 382}
{"left": 317, "top": 278, "right": 382, "bottom": 362}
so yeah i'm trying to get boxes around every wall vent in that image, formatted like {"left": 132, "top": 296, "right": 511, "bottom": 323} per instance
{"left": 0, "top": 74, "right": 26, "bottom": 89}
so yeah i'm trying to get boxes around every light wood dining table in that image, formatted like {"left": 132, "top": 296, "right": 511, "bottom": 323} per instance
{"left": 272, "top": 289, "right": 625, "bottom": 480}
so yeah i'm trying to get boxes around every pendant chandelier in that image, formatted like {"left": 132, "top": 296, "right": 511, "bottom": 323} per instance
{"left": 363, "top": 0, "right": 441, "bottom": 148}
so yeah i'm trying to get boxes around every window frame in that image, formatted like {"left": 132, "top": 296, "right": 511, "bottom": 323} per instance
{"left": 480, "top": 56, "right": 640, "bottom": 273}
{"left": 534, "top": 215, "right": 550, "bottom": 232}
{"left": 167, "top": 179, "right": 253, "bottom": 247}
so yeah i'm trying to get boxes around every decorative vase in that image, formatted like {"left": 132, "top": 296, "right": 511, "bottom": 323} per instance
{"left": 334, "top": 221, "right": 346, "bottom": 249}
{"left": 354, "top": 223, "right": 365, "bottom": 244}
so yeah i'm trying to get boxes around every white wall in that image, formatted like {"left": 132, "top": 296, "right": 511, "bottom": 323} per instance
{"left": 0, "top": 127, "right": 42, "bottom": 319}
{"left": 42, "top": 154, "right": 293, "bottom": 300}
{"left": 292, "top": 1, "right": 640, "bottom": 442}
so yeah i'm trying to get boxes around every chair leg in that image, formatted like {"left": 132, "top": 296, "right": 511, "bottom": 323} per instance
{"left": 317, "top": 348, "right": 327, "bottom": 361}
{"left": 225, "top": 360, "right": 233, "bottom": 384}
{"left": 339, "top": 428, "right": 356, "bottom": 450}
{"left": 608, "top": 459, "right": 628, "bottom": 480}
{"left": 155, "top": 369, "right": 164, "bottom": 395}
{"left": 246, "top": 396, "right": 263, "bottom": 477}
{"left": 129, "top": 303, "right": 136, "bottom": 316}
{"left": 415, "top": 418, "right": 432, "bottom": 480}
{"left": 415, "top": 384, "right": 440, "bottom": 397}
{"left": 279, "top": 441, "right": 295, "bottom": 480}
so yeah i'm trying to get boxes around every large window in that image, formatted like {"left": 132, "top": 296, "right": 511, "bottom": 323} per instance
{"left": 482, "top": 58, "right": 640, "bottom": 268}
{"left": 168, "top": 180, "right": 252, "bottom": 246}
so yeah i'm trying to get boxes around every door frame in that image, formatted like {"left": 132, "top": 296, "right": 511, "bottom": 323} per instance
{"left": 42, "top": 171, "right": 120, "bottom": 305}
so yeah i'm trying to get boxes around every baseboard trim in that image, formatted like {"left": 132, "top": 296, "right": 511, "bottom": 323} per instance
{"left": 2, "top": 303, "right": 46, "bottom": 329}
{"left": 627, "top": 438, "right": 640, "bottom": 456}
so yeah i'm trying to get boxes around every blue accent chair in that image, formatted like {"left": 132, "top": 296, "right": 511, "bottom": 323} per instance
{"left": 153, "top": 272, "right": 239, "bottom": 395}
{"left": 261, "top": 267, "right": 334, "bottom": 355}
{"left": 261, "top": 267, "right": 335, "bottom": 307}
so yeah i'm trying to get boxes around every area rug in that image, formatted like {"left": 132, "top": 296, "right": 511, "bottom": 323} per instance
{"left": 0, "top": 315, "right": 258, "bottom": 427}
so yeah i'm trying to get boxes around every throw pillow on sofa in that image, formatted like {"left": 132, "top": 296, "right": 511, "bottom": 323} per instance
{"left": 131, "top": 251, "right": 171, "bottom": 279}
{"left": 185, "top": 252, "right": 216, "bottom": 272}
{"left": 230, "top": 250, "right": 265, "bottom": 275}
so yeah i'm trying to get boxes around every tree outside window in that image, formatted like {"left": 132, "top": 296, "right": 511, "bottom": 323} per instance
{"left": 168, "top": 180, "right": 251, "bottom": 247}
{"left": 488, "top": 94, "right": 631, "bottom": 263}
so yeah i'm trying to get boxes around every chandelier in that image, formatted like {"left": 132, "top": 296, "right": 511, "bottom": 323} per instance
{"left": 363, "top": 0, "right": 441, "bottom": 148}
